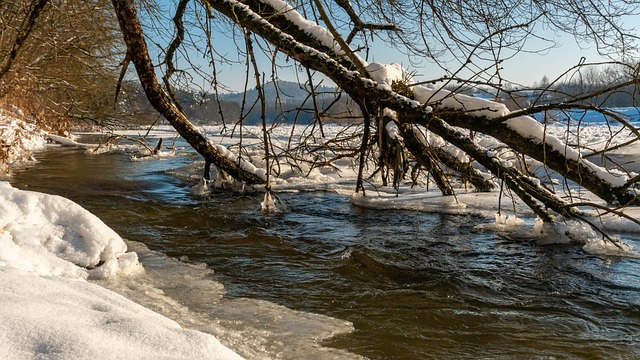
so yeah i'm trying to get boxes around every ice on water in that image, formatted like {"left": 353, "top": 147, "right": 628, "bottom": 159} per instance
{"left": 96, "top": 240, "right": 360, "bottom": 359}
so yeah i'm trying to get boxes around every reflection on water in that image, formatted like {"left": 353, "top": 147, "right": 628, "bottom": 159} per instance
{"left": 10, "top": 143, "right": 640, "bottom": 359}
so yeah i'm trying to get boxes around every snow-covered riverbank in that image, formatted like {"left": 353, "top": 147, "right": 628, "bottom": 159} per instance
{"left": 1, "top": 110, "right": 245, "bottom": 359}
{"left": 0, "top": 107, "right": 47, "bottom": 175}
{"left": 0, "top": 181, "right": 244, "bottom": 359}
{"left": 1, "top": 109, "right": 360, "bottom": 360}
{"left": 3, "top": 104, "right": 640, "bottom": 358}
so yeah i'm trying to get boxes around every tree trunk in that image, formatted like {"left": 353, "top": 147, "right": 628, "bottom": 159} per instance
{"left": 397, "top": 122, "right": 455, "bottom": 195}
{"left": 110, "top": 0, "right": 265, "bottom": 185}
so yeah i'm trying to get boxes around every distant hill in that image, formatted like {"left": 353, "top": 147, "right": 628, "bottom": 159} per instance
{"left": 109, "top": 77, "right": 640, "bottom": 128}
{"left": 115, "top": 80, "right": 359, "bottom": 127}
{"left": 212, "top": 80, "right": 350, "bottom": 125}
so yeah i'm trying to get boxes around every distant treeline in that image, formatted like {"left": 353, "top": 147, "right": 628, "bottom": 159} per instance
{"left": 495, "top": 83, "right": 640, "bottom": 111}
{"left": 497, "top": 67, "right": 640, "bottom": 110}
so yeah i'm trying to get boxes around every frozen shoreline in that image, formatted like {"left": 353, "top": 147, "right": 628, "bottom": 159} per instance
{"left": 0, "top": 182, "right": 244, "bottom": 359}
{"left": 0, "top": 111, "right": 244, "bottom": 359}
{"left": 0, "top": 180, "right": 359, "bottom": 360}
{"left": 2, "top": 105, "right": 640, "bottom": 359}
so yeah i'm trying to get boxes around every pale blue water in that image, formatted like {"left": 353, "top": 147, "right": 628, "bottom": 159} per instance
{"left": 533, "top": 107, "right": 640, "bottom": 124}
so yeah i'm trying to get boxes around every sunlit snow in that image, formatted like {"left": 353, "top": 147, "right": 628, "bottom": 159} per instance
{"left": 0, "top": 182, "right": 243, "bottom": 359}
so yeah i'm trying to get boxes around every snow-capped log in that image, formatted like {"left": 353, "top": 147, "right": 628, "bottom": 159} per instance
{"left": 111, "top": 0, "right": 637, "bottom": 215}
{"left": 111, "top": 0, "right": 265, "bottom": 185}
{"left": 413, "top": 109, "right": 637, "bottom": 205}
{"left": 236, "top": 0, "right": 358, "bottom": 71}
{"left": 197, "top": 0, "right": 637, "bottom": 207}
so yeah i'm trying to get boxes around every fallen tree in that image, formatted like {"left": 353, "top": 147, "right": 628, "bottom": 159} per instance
{"left": 109, "top": 0, "right": 640, "bottom": 224}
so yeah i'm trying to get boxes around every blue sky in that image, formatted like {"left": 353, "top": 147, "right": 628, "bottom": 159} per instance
{"left": 149, "top": 1, "right": 621, "bottom": 93}
{"left": 204, "top": 34, "right": 608, "bottom": 93}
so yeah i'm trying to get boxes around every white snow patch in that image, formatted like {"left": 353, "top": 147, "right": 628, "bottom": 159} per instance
{"left": 47, "top": 134, "right": 87, "bottom": 147}
{"left": 385, "top": 121, "right": 403, "bottom": 142}
{"left": 0, "top": 182, "right": 140, "bottom": 279}
{"left": 348, "top": 191, "right": 471, "bottom": 214}
{"left": 365, "top": 62, "right": 411, "bottom": 85}
{"left": 0, "top": 267, "right": 243, "bottom": 360}
{"left": 191, "top": 177, "right": 212, "bottom": 196}
{"left": 411, "top": 85, "right": 509, "bottom": 118}
{"left": 495, "top": 212, "right": 525, "bottom": 226}
{"left": 130, "top": 149, "right": 177, "bottom": 161}
{"left": 0, "top": 182, "right": 244, "bottom": 359}
{"left": 531, "top": 218, "right": 638, "bottom": 257}
{"left": 583, "top": 238, "right": 636, "bottom": 257}
{"left": 214, "top": 142, "right": 267, "bottom": 180}
{"left": 261, "top": 191, "right": 280, "bottom": 212}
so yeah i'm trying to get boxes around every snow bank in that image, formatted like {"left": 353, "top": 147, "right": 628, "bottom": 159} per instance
{"left": 0, "top": 182, "right": 244, "bottom": 359}
{"left": 0, "top": 108, "right": 47, "bottom": 172}
{"left": 0, "top": 266, "right": 243, "bottom": 360}
{"left": 0, "top": 182, "right": 140, "bottom": 279}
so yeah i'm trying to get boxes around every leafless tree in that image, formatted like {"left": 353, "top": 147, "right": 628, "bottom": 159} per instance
{"left": 1, "top": 0, "right": 124, "bottom": 132}
{"left": 112, "top": 0, "right": 640, "bottom": 230}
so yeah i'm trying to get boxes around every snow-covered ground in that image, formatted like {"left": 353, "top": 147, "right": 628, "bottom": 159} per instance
{"left": 1, "top": 109, "right": 361, "bottom": 360}
{"left": 0, "top": 107, "right": 47, "bottom": 175}
{"left": 0, "top": 181, "right": 244, "bottom": 359}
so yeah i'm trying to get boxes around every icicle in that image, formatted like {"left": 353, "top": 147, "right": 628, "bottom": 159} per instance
{"left": 261, "top": 190, "right": 279, "bottom": 213}
{"left": 190, "top": 177, "right": 210, "bottom": 196}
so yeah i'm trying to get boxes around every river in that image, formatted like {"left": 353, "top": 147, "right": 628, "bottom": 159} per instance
{"left": 9, "top": 134, "right": 640, "bottom": 359}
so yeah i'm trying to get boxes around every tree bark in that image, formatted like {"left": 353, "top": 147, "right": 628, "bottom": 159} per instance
{"left": 397, "top": 122, "right": 455, "bottom": 195}
{"left": 110, "top": 0, "right": 265, "bottom": 185}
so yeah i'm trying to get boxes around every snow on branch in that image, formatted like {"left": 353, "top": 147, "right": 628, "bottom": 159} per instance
{"left": 260, "top": 0, "right": 345, "bottom": 56}
{"left": 193, "top": 1, "right": 640, "bottom": 206}
{"left": 364, "top": 61, "right": 634, "bottom": 195}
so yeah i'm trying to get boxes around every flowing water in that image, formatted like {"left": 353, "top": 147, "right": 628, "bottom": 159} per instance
{"left": 9, "top": 137, "right": 640, "bottom": 359}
